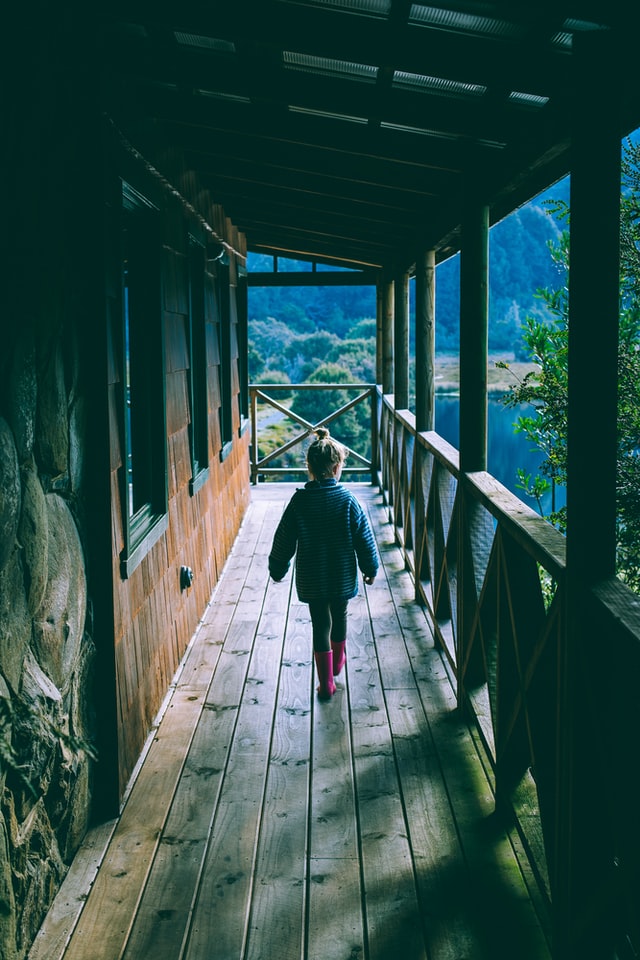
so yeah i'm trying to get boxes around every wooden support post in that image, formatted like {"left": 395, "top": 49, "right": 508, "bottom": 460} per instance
{"left": 459, "top": 201, "right": 489, "bottom": 473}
{"left": 370, "top": 385, "right": 379, "bottom": 485}
{"left": 415, "top": 249, "right": 436, "bottom": 433}
{"left": 554, "top": 30, "right": 621, "bottom": 960}
{"left": 382, "top": 273, "right": 394, "bottom": 396}
{"left": 414, "top": 249, "right": 436, "bottom": 597}
{"left": 376, "top": 273, "right": 384, "bottom": 386}
{"left": 251, "top": 388, "right": 258, "bottom": 483}
{"left": 567, "top": 86, "right": 619, "bottom": 586}
{"left": 457, "top": 196, "right": 489, "bottom": 708}
{"left": 394, "top": 269, "right": 410, "bottom": 410}
{"left": 371, "top": 279, "right": 381, "bottom": 485}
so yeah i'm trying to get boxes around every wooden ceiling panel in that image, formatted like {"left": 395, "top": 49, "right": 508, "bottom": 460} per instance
{"left": 97, "top": 0, "right": 640, "bottom": 268}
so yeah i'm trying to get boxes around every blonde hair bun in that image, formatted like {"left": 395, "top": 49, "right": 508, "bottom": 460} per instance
{"left": 306, "top": 427, "right": 346, "bottom": 479}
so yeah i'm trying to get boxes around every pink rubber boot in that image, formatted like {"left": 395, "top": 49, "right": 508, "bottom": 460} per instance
{"left": 331, "top": 641, "right": 346, "bottom": 677}
{"left": 314, "top": 650, "right": 336, "bottom": 700}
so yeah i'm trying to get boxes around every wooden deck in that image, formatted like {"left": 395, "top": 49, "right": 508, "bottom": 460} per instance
{"left": 30, "top": 483, "right": 551, "bottom": 960}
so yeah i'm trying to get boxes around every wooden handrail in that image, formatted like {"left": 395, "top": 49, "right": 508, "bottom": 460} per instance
{"left": 249, "top": 382, "right": 376, "bottom": 483}
{"left": 251, "top": 381, "right": 640, "bottom": 950}
{"left": 375, "top": 387, "right": 640, "bottom": 956}
{"left": 252, "top": 381, "right": 640, "bottom": 951}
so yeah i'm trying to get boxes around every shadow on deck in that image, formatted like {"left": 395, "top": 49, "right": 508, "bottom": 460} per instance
{"left": 30, "top": 483, "right": 551, "bottom": 960}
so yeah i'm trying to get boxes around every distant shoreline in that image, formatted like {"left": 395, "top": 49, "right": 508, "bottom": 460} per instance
{"left": 434, "top": 353, "right": 540, "bottom": 396}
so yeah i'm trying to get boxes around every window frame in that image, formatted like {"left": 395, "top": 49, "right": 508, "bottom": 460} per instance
{"left": 236, "top": 262, "right": 250, "bottom": 436}
{"left": 119, "top": 179, "right": 168, "bottom": 578}
{"left": 216, "top": 260, "right": 233, "bottom": 461}
{"left": 187, "top": 234, "right": 210, "bottom": 495}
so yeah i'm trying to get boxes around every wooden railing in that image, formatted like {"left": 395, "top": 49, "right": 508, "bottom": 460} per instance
{"left": 376, "top": 388, "right": 640, "bottom": 958}
{"left": 248, "top": 382, "right": 376, "bottom": 483}
{"left": 250, "top": 381, "right": 640, "bottom": 955}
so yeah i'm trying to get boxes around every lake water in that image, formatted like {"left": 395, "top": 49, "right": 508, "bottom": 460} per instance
{"left": 435, "top": 394, "right": 566, "bottom": 517}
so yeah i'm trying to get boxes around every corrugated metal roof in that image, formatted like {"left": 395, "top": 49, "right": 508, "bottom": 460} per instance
{"left": 392, "top": 70, "right": 487, "bottom": 98}
{"left": 408, "top": 4, "right": 526, "bottom": 39}
{"left": 98, "top": 0, "right": 640, "bottom": 269}
{"left": 281, "top": 0, "right": 392, "bottom": 16}
{"left": 174, "top": 33, "right": 236, "bottom": 53}
{"left": 283, "top": 51, "right": 379, "bottom": 81}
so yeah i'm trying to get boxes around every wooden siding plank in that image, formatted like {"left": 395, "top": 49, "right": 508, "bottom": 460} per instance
{"left": 166, "top": 369, "right": 190, "bottom": 439}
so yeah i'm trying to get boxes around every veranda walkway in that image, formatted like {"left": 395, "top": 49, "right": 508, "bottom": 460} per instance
{"left": 30, "top": 483, "right": 551, "bottom": 960}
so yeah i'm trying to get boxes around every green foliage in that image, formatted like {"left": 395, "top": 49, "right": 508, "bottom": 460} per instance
{"left": 290, "top": 363, "right": 371, "bottom": 464}
{"left": 254, "top": 368, "right": 292, "bottom": 400}
{"left": 248, "top": 283, "right": 375, "bottom": 342}
{"left": 433, "top": 187, "right": 569, "bottom": 355}
{"left": 283, "top": 330, "right": 341, "bottom": 382}
{"left": 248, "top": 340, "right": 265, "bottom": 378}
{"left": 614, "top": 306, "right": 640, "bottom": 588}
{"left": 247, "top": 283, "right": 378, "bottom": 390}
{"left": 349, "top": 318, "right": 376, "bottom": 339}
{"left": 257, "top": 419, "right": 302, "bottom": 474}
{"left": 500, "top": 144, "right": 640, "bottom": 591}
{"left": 489, "top": 202, "right": 567, "bottom": 352}
{"left": 248, "top": 182, "right": 568, "bottom": 366}
{"left": 290, "top": 363, "right": 353, "bottom": 426}
{"left": 326, "top": 338, "right": 376, "bottom": 383}
{"left": 515, "top": 469, "right": 551, "bottom": 515}
{"left": 248, "top": 284, "right": 377, "bottom": 474}
{"left": 248, "top": 317, "right": 296, "bottom": 379}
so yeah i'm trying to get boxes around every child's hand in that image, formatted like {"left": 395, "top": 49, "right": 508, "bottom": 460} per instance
{"left": 363, "top": 575, "right": 375, "bottom": 585}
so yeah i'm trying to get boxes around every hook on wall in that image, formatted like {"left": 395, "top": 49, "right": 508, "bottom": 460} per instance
{"left": 180, "top": 565, "right": 194, "bottom": 590}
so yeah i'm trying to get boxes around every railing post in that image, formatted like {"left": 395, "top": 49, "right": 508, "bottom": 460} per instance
{"left": 382, "top": 271, "right": 394, "bottom": 396}
{"left": 370, "top": 386, "right": 379, "bottom": 485}
{"left": 414, "top": 248, "right": 436, "bottom": 596}
{"left": 248, "top": 383, "right": 375, "bottom": 482}
{"left": 394, "top": 269, "right": 410, "bottom": 410}
{"left": 457, "top": 192, "right": 489, "bottom": 707}
{"left": 459, "top": 201, "right": 488, "bottom": 475}
{"left": 250, "top": 387, "right": 258, "bottom": 484}
{"left": 415, "top": 249, "right": 436, "bottom": 434}
{"left": 375, "top": 272, "right": 384, "bottom": 387}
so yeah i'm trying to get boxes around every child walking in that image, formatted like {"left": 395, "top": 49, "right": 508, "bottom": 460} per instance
{"left": 268, "top": 427, "right": 379, "bottom": 700}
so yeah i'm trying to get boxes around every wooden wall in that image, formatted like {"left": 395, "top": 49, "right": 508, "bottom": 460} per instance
{"left": 105, "top": 143, "right": 250, "bottom": 797}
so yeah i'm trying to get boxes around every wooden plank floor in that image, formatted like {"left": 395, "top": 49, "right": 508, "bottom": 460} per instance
{"left": 30, "top": 483, "right": 551, "bottom": 960}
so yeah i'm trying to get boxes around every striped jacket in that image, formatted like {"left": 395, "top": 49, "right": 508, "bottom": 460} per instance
{"left": 268, "top": 479, "right": 379, "bottom": 602}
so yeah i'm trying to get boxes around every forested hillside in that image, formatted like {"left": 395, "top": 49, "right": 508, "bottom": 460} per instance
{"left": 247, "top": 177, "right": 569, "bottom": 383}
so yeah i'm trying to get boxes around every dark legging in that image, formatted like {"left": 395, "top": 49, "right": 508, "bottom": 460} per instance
{"left": 308, "top": 598, "right": 349, "bottom": 652}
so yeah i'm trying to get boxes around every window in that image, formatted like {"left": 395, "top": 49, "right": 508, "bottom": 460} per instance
{"left": 216, "top": 262, "right": 233, "bottom": 459}
{"left": 188, "top": 236, "right": 209, "bottom": 493}
{"left": 120, "top": 181, "right": 167, "bottom": 577}
{"left": 236, "top": 264, "right": 249, "bottom": 430}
